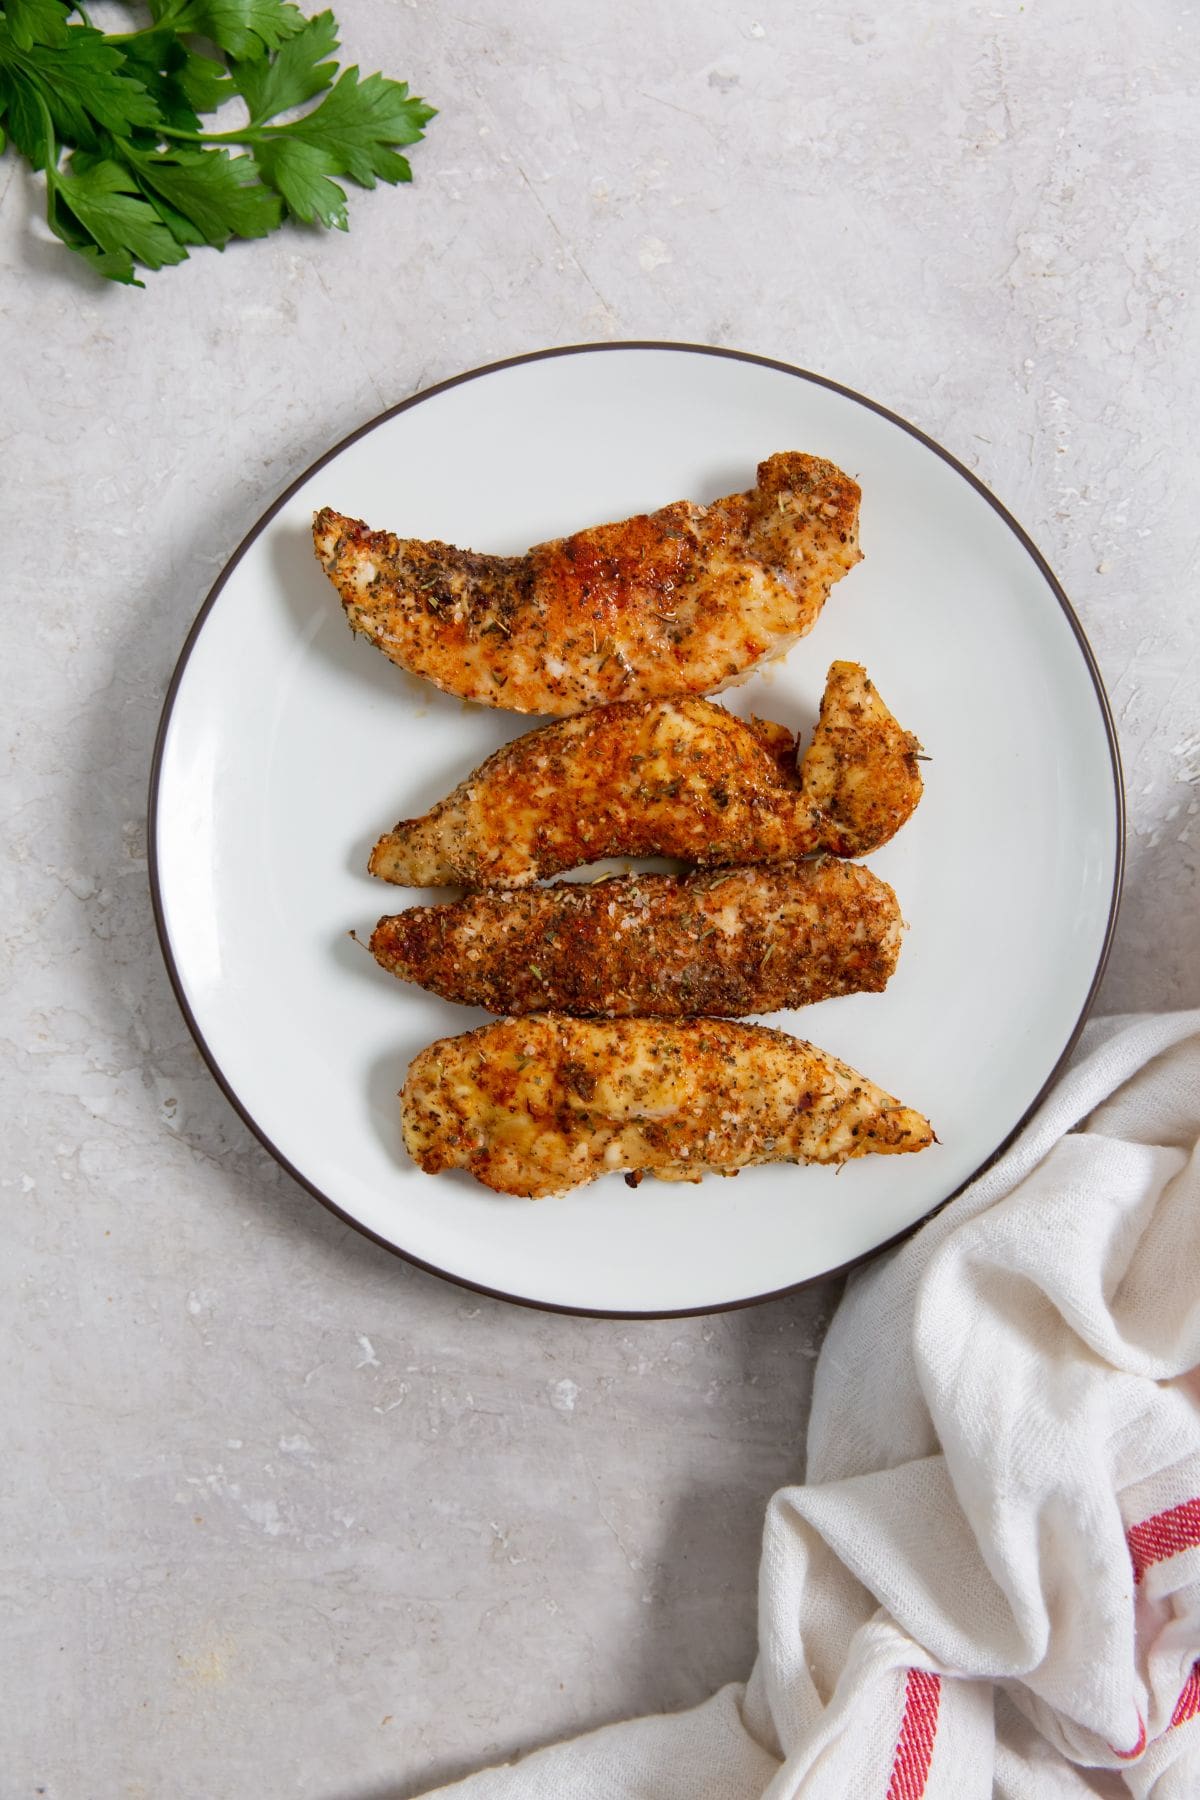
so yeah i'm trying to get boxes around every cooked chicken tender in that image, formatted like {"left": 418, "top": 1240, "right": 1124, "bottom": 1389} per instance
{"left": 799, "top": 660, "right": 926, "bottom": 858}
{"left": 313, "top": 453, "right": 861, "bottom": 715}
{"left": 401, "top": 1016, "right": 934, "bottom": 1198}
{"left": 369, "top": 660, "right": 922, "bottom": 887}
{"left": 371, "top": 860, "right": 902, "bottom": 1017}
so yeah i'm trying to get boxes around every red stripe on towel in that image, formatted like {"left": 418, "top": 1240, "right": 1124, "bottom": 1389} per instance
{"left": 1112, "top": 1714, "right": 1147, "bottom": 1761}
{"left": 1108, "top": 1658, "right": 1199, "bottom": 1761}
{"left": 885, "top": 1669, "right": 941, "bottom": 1799}
{"left": 1127, "top": 1497, "right": 1200, "bottom": 1584}
{"left": 1171, "top": 1661, "right": 1200, "bottom": 1731}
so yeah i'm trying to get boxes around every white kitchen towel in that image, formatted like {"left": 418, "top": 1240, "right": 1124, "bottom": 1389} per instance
{"left": 425, "top": 1010, "right": 1200, "bottom": 1799}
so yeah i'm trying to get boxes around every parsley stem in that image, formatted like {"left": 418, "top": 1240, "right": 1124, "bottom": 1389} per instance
{"left": 158, "top": 125, "right": 267, "bottom": 145}
{"left": 33, "top": 91, "right": 60, "bottom": 191}
{"left": 104, "top": 0, "right": 181, "bottom": 29}
{"left": 31, "top": 93, "right": 65, "bottom": 257}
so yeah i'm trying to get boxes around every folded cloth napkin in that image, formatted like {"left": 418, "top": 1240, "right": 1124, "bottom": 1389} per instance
{"left": 425, "top": 1010, "right": 1200, "bottom": 1799}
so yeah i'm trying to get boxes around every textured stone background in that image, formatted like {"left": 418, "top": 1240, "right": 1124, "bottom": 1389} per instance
{"left": 2, "top": 2, "right": 1197, "bottom": 1795}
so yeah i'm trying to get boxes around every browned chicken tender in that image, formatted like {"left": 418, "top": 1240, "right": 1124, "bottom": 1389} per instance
{"left": 801, "top": 661, "right": 927, "bottom": 857}
{"left": 401, "top": 1016, "right": 934, "bottom": 1198}
{"left": 371, "top": 860, "right": 902, "bottom": 1017}
{"left": 313, "top": 453, "right": 861, "bottom": 715}
{"left": 370, "top": 660, "right": 922, "bottom": 887}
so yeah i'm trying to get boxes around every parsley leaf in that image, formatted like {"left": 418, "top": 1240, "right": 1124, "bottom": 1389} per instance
{"left": 48, "top": 154, "right": 189, "bottom": 283}
{"left": 230, "top": 8, "right": 337, "bottom": 122}
{"left": 276, "top": 66, "right": 433, "bottom": 186}
{"left": 252, "top": 133, "right": 346, "bottom": 227}
{"left": 151, "top": 0, "right": 307, "bottom": 62}
{"left": 0, "top": 19, "right": 160, "bottom": 165}
{"left": 44, "top": 194, "right": 144, "bottom": 282}
{"left": 178, "top": 47, "right": 235, "bottom": 116}
{"left": 0, "top": 0, "right": 433, "bottom": 282}
{"left": 4, "top": 0, "right": 69, "bottom": 52}
{"left": 124, "top": 142, "right": 280, "bottom": 244}
{"left": 111, "top": 26, "right": 232, "bottom": 138}
{"left": 226, "top": 20, "right": 435, "bottom": 226}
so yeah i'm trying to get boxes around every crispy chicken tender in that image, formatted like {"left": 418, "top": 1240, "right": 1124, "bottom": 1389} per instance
{"left": 800, "top": 660, "right": 926, "bottom": 858}
{"left": 371, "top": 860, "right": 902, "bottom": 1017}
{"left": 313, "top": 453, "right": 861, "bottom": 715}
{"left": 401, "top": 1016, "right": 934, "bottom": 1198}
{"left": 369, "top": 660, "right": 922, "bottom": 887}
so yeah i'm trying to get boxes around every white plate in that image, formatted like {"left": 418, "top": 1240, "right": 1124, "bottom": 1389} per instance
{"left": 150, "top": 344, "right": 1122, "bottom": 1316}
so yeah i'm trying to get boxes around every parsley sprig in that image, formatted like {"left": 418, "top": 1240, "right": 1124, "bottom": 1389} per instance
{"left": 0, "top": 0, "right": 434, "bottom": 283}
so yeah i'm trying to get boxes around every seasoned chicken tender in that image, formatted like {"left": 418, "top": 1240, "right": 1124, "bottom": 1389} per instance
{"left": 370, "top": 660, "right": 922, "bottom": 887}
{"left": 799, "top": 660, "right": 925, "bottom": 858}
{"left": 401, "top": 1016, "right": 934, "bottom": 1198}
{"left": 371, "top": 860, "right": 902, "bottom": 1017}
{"left": 313, "top": 453, "right": 861, "bottom": 715}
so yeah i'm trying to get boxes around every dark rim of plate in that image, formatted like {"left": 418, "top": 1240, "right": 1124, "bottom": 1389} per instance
{"left": 147, "top": 341, "right": 1126, "bottom": 1320}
